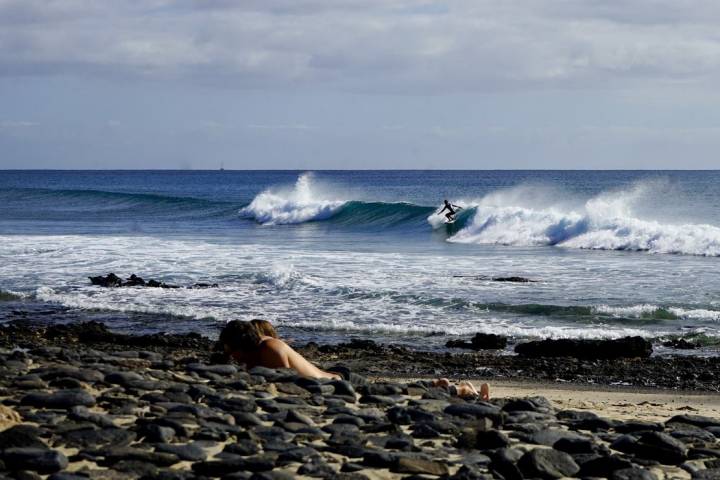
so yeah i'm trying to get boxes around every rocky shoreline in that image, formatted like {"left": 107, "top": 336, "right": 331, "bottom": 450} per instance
{"left": 1, "top": 322, "right": 719, "bottom": 393}
{"left": 1, "top": 322, "right": 720, "bottom": 479}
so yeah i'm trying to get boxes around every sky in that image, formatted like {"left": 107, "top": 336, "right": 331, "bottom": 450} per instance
{"left": 2, "top": 0, "right": 720, "bottom": 169}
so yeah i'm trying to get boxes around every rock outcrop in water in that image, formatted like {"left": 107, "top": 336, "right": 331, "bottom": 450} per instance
{"left": 89, "top": 273, "right": 218, "bottom": 289}
{"left": 515, "top": 336, "right": 653, "bottom": 359}
{"left": 446, "top": 333, "right": 509, "bottom": 350}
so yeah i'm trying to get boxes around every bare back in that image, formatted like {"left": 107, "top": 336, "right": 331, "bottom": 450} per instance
{"left": 257, "top": 337, "right": 340, "bottom": 380}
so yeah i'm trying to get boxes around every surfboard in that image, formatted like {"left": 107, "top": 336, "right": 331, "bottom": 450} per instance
{"left": 445, "top": 217, "right": 456, "bottom": 224}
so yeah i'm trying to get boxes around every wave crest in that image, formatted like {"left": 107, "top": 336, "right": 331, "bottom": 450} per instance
{"left": 239, "top": 173, "right": 345, "bottom": 225}
{"left": 449, "top": 184, "right": 720, "bottom": 256}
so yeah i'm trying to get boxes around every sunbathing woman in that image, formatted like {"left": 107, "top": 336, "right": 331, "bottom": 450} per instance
{"left": 219, "top": 320, "right": 489, "bottom": 400}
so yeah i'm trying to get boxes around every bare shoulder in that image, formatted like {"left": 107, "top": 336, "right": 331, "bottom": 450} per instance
{"left": 259, "top": 337, "right": 290, "bottom": 353}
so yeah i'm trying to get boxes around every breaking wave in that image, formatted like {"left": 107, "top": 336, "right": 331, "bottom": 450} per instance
{"left": 239, "top": 173, "right": 436, "bottom": 226}
{"left": 7, "top": 174, "right": 720, "bottom": 257}
{"left": 449, "top": 183, "right": 720, "bottom": 256}
{"left": 239, "top": 174, "right": 720, "bottom": 256}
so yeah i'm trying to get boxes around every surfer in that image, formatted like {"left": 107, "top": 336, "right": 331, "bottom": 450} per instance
{"left": 438, "top": 199, "right": 462, "bottom": 222}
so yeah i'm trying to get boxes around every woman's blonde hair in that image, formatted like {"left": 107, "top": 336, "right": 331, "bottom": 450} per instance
{"left": 250, "top": 319, "right": 278, "bottom": 338}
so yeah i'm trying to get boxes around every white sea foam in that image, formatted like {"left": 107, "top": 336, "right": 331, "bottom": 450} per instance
{"left": 239, "top": 173, "right": 346, "bottom": 225}
{"left": 449, "top": 183, "right": 720, "bottom": 256}
{"left": 278, "top": 317, "right": 664, "bottom": 340}
{"left": 595, "top": 304, "right": 720, "bottom": 321}
{"left": 2, "top": 233, "right": 720, "bottom": 343}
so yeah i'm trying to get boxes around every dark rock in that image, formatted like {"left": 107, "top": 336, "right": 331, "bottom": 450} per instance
{"left": 223, "top": 439, "right": 261, "bottom": 456}
{"left": 444, "top": 403, "right": 503, "bottom": 426}
{"left": 663, "top": 338, "right": 700, "bottom": 349}
{"left": 155, "top": 443, "right": 208, "bottom": 462}
{"left": 489, "top": 449, "right": 524, "bottom": 480}
{"left": 186, "top": 362, "right": 237, "bottom": 377}
{"left": 48, "top": 474, "right": 91, "bottom": 480}
{"left": 471, "top": 333, "right": 508, "bottom": 349}
{"left": 669, "top": 426, "right": 717, "bottom": 443}
{"left": 0, "top": 425, "right": 46, "bottom": 450}
{"left": 503, "top": 398, "right": 547, "bottom": 412}
{"left": 554, "top": 436, "right": 600, "bottom": 454}
{"left": 358, "top": 383, "right": 404, "bottom": 396}
{"left": 518, "top": 448, "right": 580, "bottom": 479}
{"left": 278, "top": 446, "right": 320, "bottom": 463}
{"left": 615, "top": 420, "right": 664, "bottom": 433}
{"left": 250, "top": 472, "right": 294, "bottom": 480}
{"left": 98, "top": 446, "right": 180, "bottom": 467}
{"left": 68, "top": 406, "right": 116, "bottom": 428}
{"left": 297, "top": 460, "right": 335, "bottom": 477}
{"left": 579, "top": 455, "right": 634, "bottom": 477}
{"left": 362, "top": 450, "right": 400, "bottom": 468}
{"left": 329, "top": 380, "right": 356, "bottom": 398}
{"left": 21, "top": 389, "right": 96, "bottom": 409}
{"left": 447, "top": 333, "right": 507, "bottom": 350}
{"left": 359, "top": 395, "right": 399, "bottom": 406}
{"left": 515, "top": 336, "right": 652, "bottom": 359}
{"left": 693, "top": 469, "right": 720, "bottom": 480}
{"left": 192, "top": 453, "right": 278, "bottom": 476}
{"left": 451, "top": 464, "right": 493, "bottom": 480}
{"left": 138, "top": 424, "right": 176, "bottom": 443}
{"left": 526, "top": 428, "right": 589, "bottom": 446}
{"left": 392, "top": 457, "right": 449, "bottom": 476}
{"left": 611, "top": 468, "right": 658, "bottom": 480}
{"left": 458, "top": 429, "right": 510, "bottom": 450}
{"left": 611, "top": 431, "right": 688, "bottom": 464}
{"left": 62, "top": 427, "right": 136, "bottom": 448}
{"left": 89, "top": 273, "right": 122, "bottom": 287}
{"left": 1, "top": 448, "right": 68, "bottom": 474}
{"left": 123, "top": 274, "right": 146, "bottom": 286}
{"left": 669, "top": 415, "right": 720, "bottom": 429}
{"left": 493, "top": 276, "right": 534, "bottom": 282}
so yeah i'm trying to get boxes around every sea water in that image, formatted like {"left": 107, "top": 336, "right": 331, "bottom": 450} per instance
{"left": 1, "top": 170, "right": 719, "bottom": 353}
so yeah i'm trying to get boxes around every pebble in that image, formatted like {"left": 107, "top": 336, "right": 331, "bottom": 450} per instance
{"left": 1, "top": 448, "right": 68, "bottom": 474}
{"left": 0, "top": 342, "right": 718, "bottom": 480}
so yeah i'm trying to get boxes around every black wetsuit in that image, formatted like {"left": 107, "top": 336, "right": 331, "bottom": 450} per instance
{"left": 439, "top": 202, "right": 458, "bottom": 221}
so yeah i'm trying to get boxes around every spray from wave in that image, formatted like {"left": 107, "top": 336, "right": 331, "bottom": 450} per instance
{"left": 239, "top": 173, "right": 435, "bottom": 227}
{"left": 239, "top": 173, "right": 346, "bottom": 225}
{"left": 238, "top": 174, "right": 720, "bottom": 256}
{"left": 449, "top": 182, "right": 720, "bottom": 256}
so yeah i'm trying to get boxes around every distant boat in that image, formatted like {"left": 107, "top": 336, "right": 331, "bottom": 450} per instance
{"left": 220, "top": 162, "right": 225, "bottom": 171}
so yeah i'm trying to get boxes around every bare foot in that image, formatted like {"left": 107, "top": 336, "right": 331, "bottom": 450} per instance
{"left": 432, "top": 378, "right": 451, "bottom": 389}
{"left": 457, "top": 380, "right": 480, "bottom": 398}
{"left": 480, "top": 383, "right": 490, "bottom": 400}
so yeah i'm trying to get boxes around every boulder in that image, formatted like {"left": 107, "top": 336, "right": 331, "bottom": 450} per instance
{"left": 21, "top": 389, "right": 96, "bottom": 409}
{"left": 515, "top": 336, "right": 652, "bottom": 359}
{"left": 1, "top": 448, "right": 68, "bottom": 474}
{"left": 492, "top": 276, "right": 535, "bottom": 282}
{"left": 447, "top": 333, "right": 508, "bottom": 350}
{"left": 611, "top": 431, "right": 688, "bottom": 464}
{"left": 89, "top": 273, "right": 122, "bottom": 287}
{"left": 518, "top": 448, "right": 580, "bottom": 479}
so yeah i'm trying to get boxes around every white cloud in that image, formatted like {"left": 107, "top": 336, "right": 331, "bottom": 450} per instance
{"left": 1, "top": 0, "right": 720, "bottom": 93}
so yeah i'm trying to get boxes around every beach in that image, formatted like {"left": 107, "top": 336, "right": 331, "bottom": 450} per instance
{"left": 1, "top": 321, "right": 719, "bottom": 479}
{"left": 2, "top": 171, "right": 720, "bottom": 478}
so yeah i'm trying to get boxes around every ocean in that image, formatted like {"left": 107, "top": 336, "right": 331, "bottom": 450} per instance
{"left": 1, "top": 170, "right": 719, "bottom": 354}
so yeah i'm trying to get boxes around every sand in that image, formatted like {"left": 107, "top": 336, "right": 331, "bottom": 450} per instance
{"left": 388, "top": 377, "right": 720, "bottom": 422}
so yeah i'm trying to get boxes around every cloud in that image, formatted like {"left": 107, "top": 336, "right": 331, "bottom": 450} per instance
{"left": 1, "top": 0, "right": 720, "bottom": 93}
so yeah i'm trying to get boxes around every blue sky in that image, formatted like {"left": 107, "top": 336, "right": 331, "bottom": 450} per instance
{"left": 2, "top": 0, "right": 720, "bottom": 169}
